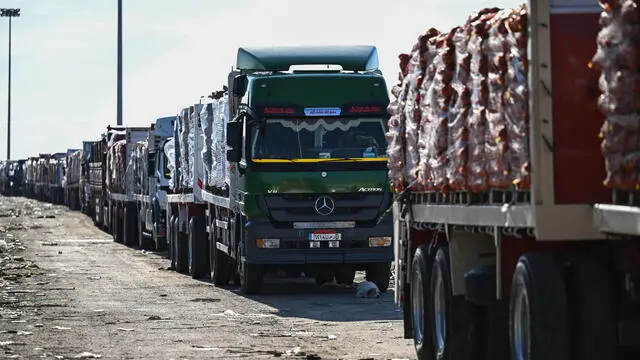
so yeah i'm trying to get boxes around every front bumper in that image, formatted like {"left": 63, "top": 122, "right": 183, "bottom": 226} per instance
{"left": 244, "top": 218, "right": 393, "bottom": 265}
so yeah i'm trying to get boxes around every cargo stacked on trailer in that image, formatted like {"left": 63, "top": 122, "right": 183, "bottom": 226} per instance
{"left": 64, "top": 149, "right": 84, "bottom": 211}
{"left": 89, "top": 136, "right": 108, "bottom": 228}
{"left": 132, "top": 116, "right": 174, "bottom": 251}
{"left": 164, "top": 45, "right": 394, "bottom": 294}
{"left": 104, "top": 126, "right": 150, "bottom": 245}
{"left": 390, "top": 1, "right": 640, "bottom": 359}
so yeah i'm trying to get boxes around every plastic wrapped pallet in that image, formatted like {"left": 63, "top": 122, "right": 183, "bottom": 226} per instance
{"left": 178, "top": 108, "right": 190, "bottom": 189}
{"left": 592, "top": 0, "right": 640, "bottom": 190}
{"left": 200, "top": 102, "right": 214, "bottom": 186}
{"left": 447, "top": 26, "right": 472, "bottom": 190}
{"left": 484, "top": 10, "right": 512, "bottom": 189}
{"left": 403, "top": 30, "right": 439, "bottom": 190}
{"left": 389, "top": 4, "right": 531, "bottom": 196}
{"left": 386, "top": 53, "right": 412, "bottom": 192}
{"left": 211, "top": 95, "right": 230, "bottom": 189}
{"left": 164, "top": 138, "right": 177, "bottom": 190}
{"left": 419, "top": 31, "right": 457, "bottom": 192}
{"left": 504, "top": 5, "right": 530, "bottom": 189}
{"left": 189, "top": 104, "right": 203, "bottom": 189}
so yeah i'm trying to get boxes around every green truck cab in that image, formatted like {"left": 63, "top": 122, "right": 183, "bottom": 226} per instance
{"left": 222, "top": 46, "right": 393, "bottom": 292}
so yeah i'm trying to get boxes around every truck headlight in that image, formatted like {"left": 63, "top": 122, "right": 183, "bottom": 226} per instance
{"left": 256, "top": 238, "right": 280, "bottom": 248}
{"left": 368, "top": 236, "right": 392, "bottom": 247}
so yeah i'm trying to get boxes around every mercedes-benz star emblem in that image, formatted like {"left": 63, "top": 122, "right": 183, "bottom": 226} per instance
{"left": 314, "top": 196, "right": 335, "bottom": 216}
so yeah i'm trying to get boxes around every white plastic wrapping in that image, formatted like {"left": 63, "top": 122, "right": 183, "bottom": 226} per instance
{"left": 164, "top": 138, "right": 177, "bottom": 190}
{"left": 212, "top": 94, "right": 230, "bottom": 189}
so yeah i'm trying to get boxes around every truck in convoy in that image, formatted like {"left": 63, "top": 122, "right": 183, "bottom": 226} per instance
{"left": 132, "top": 116, "right": 174, "bottom": 251}
{"left": 47, "top": 152, "right": 67, "bottom": 205}
{"left": 34, "top": 154, "right": 52, "bottom": 202}
{"left": 390, "top": 1, "right": 640, "bottom": 360}
{"left": 89, "top": 136, "right": 108, "bottom": 229}
{"left": 64, "top": 149, "right": 84, "bottom": 210}
{"left": 104, "top": 126, "right": 150, "bottom": 245}
{"left": 0, "top": 160, "right": 25, "bottom": 196}
{"left": 164, "top": 46, "right": 394, "bottom": 294}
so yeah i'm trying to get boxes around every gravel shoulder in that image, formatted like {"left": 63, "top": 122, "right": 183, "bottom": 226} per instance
{"left": 0, "top": 196, "right": 414, "bottom": 360}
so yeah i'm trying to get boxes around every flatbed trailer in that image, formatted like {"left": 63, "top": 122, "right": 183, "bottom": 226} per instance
{"left": 391, "top": 1, "right": 640, "bottom": 360}
{"left": 105, "top": 126, "right": 150, "bottom": 246}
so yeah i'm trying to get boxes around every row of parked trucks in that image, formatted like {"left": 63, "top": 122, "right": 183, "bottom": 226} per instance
{"left": 2, "top": 1, "right": 640, "bottom": 358}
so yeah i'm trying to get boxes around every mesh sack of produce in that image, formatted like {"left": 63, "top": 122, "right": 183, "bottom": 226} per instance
{"left": 484, "top": 10, "right": 512, "bottom": 189}
{"left": 503, "top": 5, "right": 530, "bottom": 189}
{"left": 404, "top": 30, "right": 440, "bottom": 190}
{"left": 432, "top": 32, "right": 457, "bottom": 191}
{"left": 415, "top": 36, "right": 441, "bottom": 191}
{"left": 386, "top": 53, "right": 412, "bottom": 192}
{"left": 466, "top": 12, "right": 495, "bottom": 193}
{"left": 448, "top": 26, "right": 472, "bottom": 190}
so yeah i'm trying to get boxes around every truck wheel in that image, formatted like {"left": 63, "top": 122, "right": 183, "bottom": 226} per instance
{"left": 566, "top": 253, "right": 616, "bottom": 360}
{"left": 138, "top": 215, "right": 154, "bottom": 251}
{"left": 509, "top": 253, "right": 570, "bottom": 360}
{"left": 240, "top": 262, "right": 263, "bottom": 294}
{"left": 153, "top": 222, "right": 167, "bottom": 252}
{"left": 175, "top": 221, "right": 189, "bottom": 274}
{"left": 210, "top": 236, "right": 231, "bottom": 286}
{"left": 168, "top": 216, "right": 177, "bottom": 270}
{"left": 366, "top": 262, "right": 391, "bottom": 293}
{"left": 315, "top": 269, "right": 334, "bottom": 285}
{"left": 123, "top": 203, "right": 138, "bottom": 247}
{"left": 411, "top": 245, "right": 435, "bottom": 360}
{"left": 188, "top": 216, "right": 209, "bottom": 279}
{"left": 429, "top": 246, "right": 475, "bottom": 360}
{"left": 334, "top": 266, "right": 356, "bottom": 285}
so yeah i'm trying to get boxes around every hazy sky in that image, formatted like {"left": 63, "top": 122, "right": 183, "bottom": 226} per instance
{"left": 0, "top": 0, "right": 523, "bottom": 159}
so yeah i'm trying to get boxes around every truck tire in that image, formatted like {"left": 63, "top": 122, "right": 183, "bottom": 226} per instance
{"left": 240, "top": 262, "right": 263, "bottom": 294}
{"left": 188, "top": 216, "right": 209, "bottom": 279}
{"left": 411, "top": 245, "right": 435, "bottom": 360}
{"left": 366, "top": 262, "right": 391, "bottom": 293}
{"left": 168, "top": 215, "right": 177, "bottom": 270}
{"left": 138, "top": 214, "right": 154, "bottom": 251}
{"left": 210, "top": 235, "right": 231, "bottom": 286}
{"left": 509, "top": 253, "right": 570, "bottom": 360}
{"left": 315, "top": 270, "right": 334, "bottom": 285}
{"left": 175, "top": 220, "right": 189, "bottom": 274}
{"left": 153, "top": 222, "right": 167, "bottom": 252}
{"left": 566, "top": 253, "right": 616, "bottom": 360}
{"left": 429, "top": 246, "right": 476, "bottom": 360}
{"left": 124, "top": 203, "right": 138, "bottom": 247}
{"left": 113, "top": 206, "right": 123, "bottom": 243}
{"left": 335, "top": 266, "right": 356, "bottom": 285}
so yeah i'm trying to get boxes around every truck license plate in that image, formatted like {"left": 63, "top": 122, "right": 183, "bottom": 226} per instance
{"left": 309, "top": 230, "right": 341, "bottom": 241}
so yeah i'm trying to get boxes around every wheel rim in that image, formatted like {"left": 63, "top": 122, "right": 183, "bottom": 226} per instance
{"left": 513, "top": 285, "right": 530, "bottom": 360}
{"left": 434, "top": 265, "right": 446, "bottom": 356}
{"left": 411, "top": 269, "right": 424, "bottom": 344}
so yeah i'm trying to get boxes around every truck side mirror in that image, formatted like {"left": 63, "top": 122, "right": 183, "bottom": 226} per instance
{"left": 232, "top": 74, "right": 248, "bottom": 97}
{"left": 226, "top": 121, "right": 243, "bottom": 163}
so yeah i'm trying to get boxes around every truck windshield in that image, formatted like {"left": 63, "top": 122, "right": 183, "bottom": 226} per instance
{"left": 251, "top": 117, "right": 388, "bottom": 161}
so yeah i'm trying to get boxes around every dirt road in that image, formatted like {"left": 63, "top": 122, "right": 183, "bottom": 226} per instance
{"left": 0, "top": 196, "right": 415, "bottom": 360}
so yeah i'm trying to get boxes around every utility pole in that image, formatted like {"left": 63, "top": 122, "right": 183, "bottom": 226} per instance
{"left": 0, "top": 8, "right": 20, "bottom": 160}
{"left": 117, "top": 0, "right": 123, "bottom": 125}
